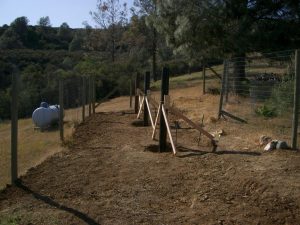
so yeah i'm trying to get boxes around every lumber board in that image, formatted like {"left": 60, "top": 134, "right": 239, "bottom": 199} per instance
{"left": 95, "top": 86, "right": 119, "bottom": 108}
{"left": 208, "top": 66, "right": 222, "bottom": 79}
{"left": 221, "top": 110, "right": 247, "bottom": 123}
{"left": 152, "top": 104, "right": 161, "bottom": 139}
{"left": 162, "top": 105, "right": 177, "bottom": 155}
{"left": 145, "top": 97, "right": 155, "bottom": 128}
{"left": 169, "top": 106, "right": 215, "bottom": 140}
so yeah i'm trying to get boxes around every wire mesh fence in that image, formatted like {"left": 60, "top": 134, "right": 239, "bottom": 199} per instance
{"left": 0, "top": 74, "right": 98, "bottom": 189}
{"left": 220, "top": 50, "right": 297, "bottom": 147}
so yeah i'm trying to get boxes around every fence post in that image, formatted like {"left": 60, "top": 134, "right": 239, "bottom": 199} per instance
{"left": 292, "top": 49, "right": 300, "bottom": 149}
{"left": 88, "top": 76, "right": 92, "bottom": 116}
{"left": 144, "top": 71, "right": 150, "bottom": 126}
{"left": 82, "top": 77, "right": 86, "bottom": 121}
{"left": 225, "top": 61, "right": 229, "bottom": 102}
{"left": 92, "top": 76, "right": 96, "bottom": 114}
{"left": 202, "top": 61, "right": 206, "bottom": 95}
{"left": 134, "top": 72, "right": 140, "bottom": 114}
{"left": 59, "top": 78, "right": 64, "bottom": 142}
{"left": 11, "top": 68, "right": 18, "bottom": 184}
{"left": 159, "top": 67, "right": 170, "bottom": 152}
{"left": 218, "top": 60, "right": 227, "bottom": 119}
{"left": 129, "top": 77, "right": 133, "bottom": 108}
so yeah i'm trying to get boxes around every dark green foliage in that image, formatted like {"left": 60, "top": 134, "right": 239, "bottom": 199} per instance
{"left": 255, "top": 105, "right": 277, "bottom": 118}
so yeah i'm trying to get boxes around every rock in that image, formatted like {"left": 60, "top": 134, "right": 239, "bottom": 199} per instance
{"left": 264, "top": 140, "right": 290, "bottom": 151}
{"left": 259, "top": 135, "right": 272, "bottom": 146}
{"left": 264, "top": 140, "right": 277, "bottom": 151}
{"left": 276, "top": 141, "right": 289, "bottom": 149}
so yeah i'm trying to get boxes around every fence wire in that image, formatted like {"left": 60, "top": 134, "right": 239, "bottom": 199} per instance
{"left": 221, "top": 50, "right": 296, "bottom": 146}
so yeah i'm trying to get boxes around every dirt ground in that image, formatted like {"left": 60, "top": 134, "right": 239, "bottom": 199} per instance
{"left": 1, "top": 102, "right": 300, "bottom": 224}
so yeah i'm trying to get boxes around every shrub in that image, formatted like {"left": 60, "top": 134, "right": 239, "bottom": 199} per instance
{"left": 255, "top": 105, "right": 277, "bottom": 118}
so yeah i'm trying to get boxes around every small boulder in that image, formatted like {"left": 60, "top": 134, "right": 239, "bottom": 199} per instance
{"left": 259, "top": 135, "right": 272, "bottom": 146}
{"left": 264, "top": 140, "right": 277, "bottom": 151}
{"left": 276, "top": 141, "right": 289, "bottom": 149}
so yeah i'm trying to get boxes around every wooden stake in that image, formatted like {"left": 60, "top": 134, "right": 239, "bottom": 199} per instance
{"left": 162, "top": 104, "right": 176, "bottom": 155}
{"left": 144, "top": 71, "right": 150, "bottom": 126}
{"left": 152, "top": 103, "right": 161, "bottom": 139}
{"left": 137, "top": 96, "right": 145, "bottom": 119}
{"left": 145, "top": 97, "right": 154, "bottom": 128}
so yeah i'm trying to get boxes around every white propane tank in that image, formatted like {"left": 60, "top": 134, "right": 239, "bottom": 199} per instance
{"left": 32, "top": 102, "right": 60, "bottom": 128}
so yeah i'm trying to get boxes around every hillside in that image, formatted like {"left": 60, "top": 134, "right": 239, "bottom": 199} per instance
{"left": 1, "top": 80, "right": 300, "bottom": 224}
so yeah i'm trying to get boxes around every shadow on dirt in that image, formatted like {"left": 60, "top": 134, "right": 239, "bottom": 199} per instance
{"left": 16, "top": 181, "right": 101, "bottom": 225}
{"left": 144, "top": 144, "right": 173, "bottom": 153}
{"left": 177, "top": 146, "right": 261, "bottom": 158}
{"left": 131, "top": 120, "right": 145, "bottom": 127}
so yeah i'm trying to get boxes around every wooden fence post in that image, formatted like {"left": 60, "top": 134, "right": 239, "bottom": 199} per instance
{"left": 92, "top": 76, "right": 96, "bottom": 114}
{"left": 134, "top": 73, "right": 140, "bottom": 114}
{"left": 59, "top": 78, "right": 64, "bottom": 142}
{"left": 159, "top": 67, "right": 170, "bottom": 152}
{"left": 218, "top": 60, "right": 227, "bottom": 119}
{"left": 82, "top": 77, "right": 86, "bottom": 121}
{"left": 129, "top": 77, "right": 133, "bottom": 108}
{"left": 292, "top": 49, "right": 300, "bottom": 149}
{"left": 11, "top": 68, "right": 18, "bottom": 184}
{"left": 88, "top": 76, "right": 92, "bottom": 116}
{"left": 202, "top": 61, "right": 206, "bottom": 95}
{"left": 144, "top": 71, "right": 150, "bottom": 126}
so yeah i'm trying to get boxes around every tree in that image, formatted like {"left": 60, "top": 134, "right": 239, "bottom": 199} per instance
{"left": 134, "top": 0, "right": 158, "bottom": 80}
{"left": 155, "top": 0, "right": 300, "bottom": 93}
{"left": 37, "top": 16, "right": 51, "bottom": 27}
{"left": 90, "top": 0, "right": 128, "bottom": 62}
{"left": 69, "top": 34, "right": 83, "bottom": 51}
{"left": 0, "top": 28, "right": 23, "bottom": 49}
{"left": 58, "top": 22, "right": 72, "bottom": 42}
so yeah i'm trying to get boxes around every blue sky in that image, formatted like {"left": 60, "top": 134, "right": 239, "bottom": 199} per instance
{"left": 0, "top": 0, "right": 133, "bottom": 28}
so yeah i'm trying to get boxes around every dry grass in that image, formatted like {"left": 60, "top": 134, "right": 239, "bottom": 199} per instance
{"left": 0, "top": 107, "right": 83, "bottom": 189}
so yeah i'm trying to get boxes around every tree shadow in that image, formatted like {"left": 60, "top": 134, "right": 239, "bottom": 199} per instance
{"left": 16, "top": 181, "right": 101, "bottom": 225}
{"left": 177, "top": 146, "right": 261, "bottom": 158}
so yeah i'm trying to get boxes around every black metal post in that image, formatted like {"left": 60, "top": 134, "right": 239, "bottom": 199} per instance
{"left": 159, "top": 67, "right": 170, "bottom": 152}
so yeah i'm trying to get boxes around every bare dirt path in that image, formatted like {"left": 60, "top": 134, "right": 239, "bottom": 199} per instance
{"left": 1, "top": 108, "right": 300, "bottom": 225}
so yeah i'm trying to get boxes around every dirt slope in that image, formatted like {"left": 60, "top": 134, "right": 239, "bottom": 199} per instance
{"left": 0, "top": 109, "right": 300, "bottom": 225}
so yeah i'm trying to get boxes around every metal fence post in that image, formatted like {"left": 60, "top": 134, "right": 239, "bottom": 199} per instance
{"left": 92, "top": 76, "right": 96, "bottom": 114}
{"left": 129, "top": 77, "right": 133, "bottom": 108}
{"left": 59, "top": 78, "right": 64, "bottom": 142}
{"left": 88, "top": 76, "right": 92, "bottom": 116}
{"left": 11, "top": 68, "right": 18, "bottom": 184}
{"left": 202, "top": 61, "right": 206, "bottom": 95}
{"left": 292, "top": 49, "right": 300, "bottom": 149}
{"left": 225, "top": 61, "right": 229, "bottom": 102}
{"left": 218, "top": 60, "right": 227, "bottom": 119}
{"left": 82, "top": 77, "right": 86, "bottom": 121}
{"left": 159, "top": 67, "right": 170, "bottom": 152}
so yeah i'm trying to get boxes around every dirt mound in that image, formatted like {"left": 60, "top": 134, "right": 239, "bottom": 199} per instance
{"left": 1, "top": 112, "right": 300, "bottom": 225}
